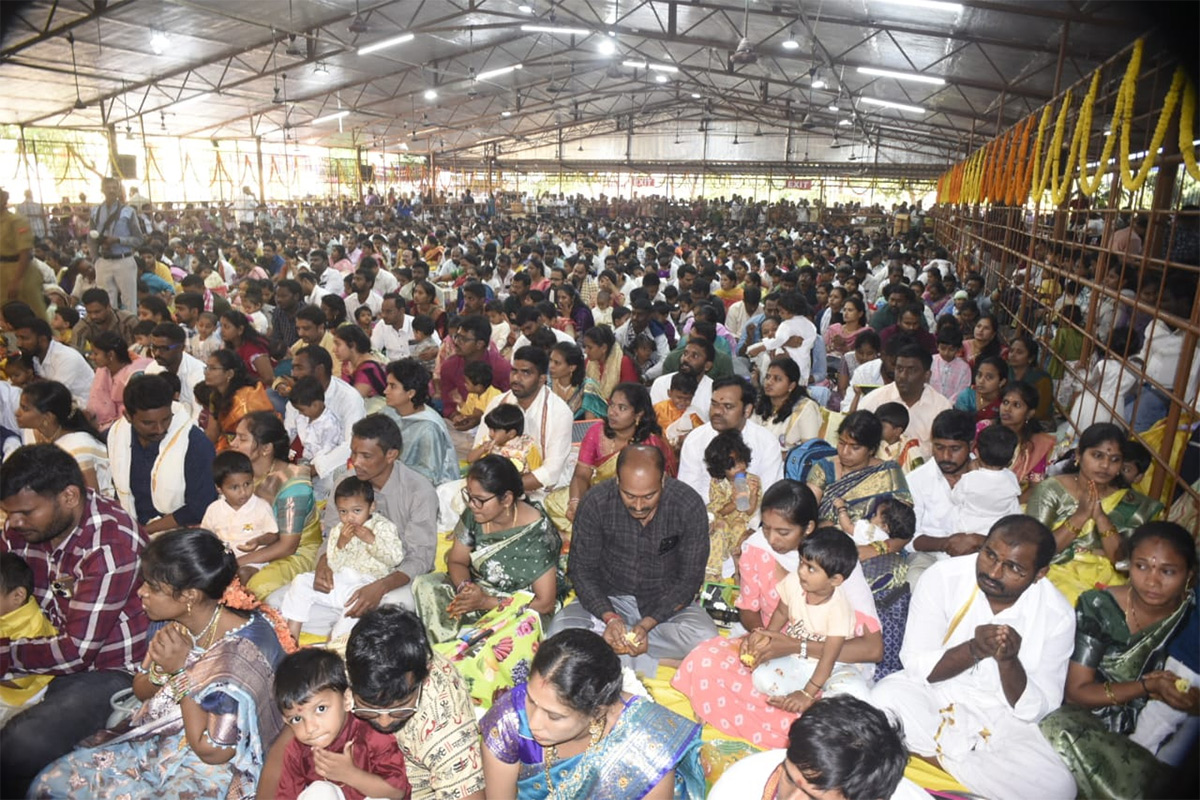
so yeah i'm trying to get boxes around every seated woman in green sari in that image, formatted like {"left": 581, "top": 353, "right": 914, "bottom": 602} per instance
{"left": 412, "top": 454, "right": 563, "bottom": 645}
{"left": 545, "top": 382, "right": 676, "bottom": 542}
{"left": 1038, "top": 522, "right": 1197, "bottom": 800}
{"left": 806, "top": 410, "right": 912, "bottom": 556}
{"left": 229, "top": 411, "right": 324, "bottom": 601}
{"left": 1026, "top": 423, "right": 1163, "bottom": 606}
{"left": 482, "top": 629, "right": 705, "bottom": 800}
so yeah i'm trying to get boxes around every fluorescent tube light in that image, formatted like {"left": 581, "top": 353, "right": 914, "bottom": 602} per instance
{"left": 357, "top": 33, "right": 414, "bottom": 56}
{"left": 312, "top": 110, "right": 350, "bottom": 124}
{"left": 879, "top": 0, "right": 963, "bottom": 13}
{"left": 857, "top": 66, "right": 945, "bottom": 85}
{"left": 476, "top": 64, "right": 523, "bottom": 81}
{"left": 621, "top": 60, "right": 677, "bottom": 73}
{"left": 859, "top": 97, "right": 926, "bottom": 113}
{"left": 521, "top": 25, "right": 592, "bottom": 35}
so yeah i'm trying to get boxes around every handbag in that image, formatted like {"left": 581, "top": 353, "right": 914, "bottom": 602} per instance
{"left": 432, "top": 590, "right": 541, "bottom": 708}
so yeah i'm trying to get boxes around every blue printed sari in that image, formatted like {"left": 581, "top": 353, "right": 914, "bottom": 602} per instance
{"left": 481, "top": 682, "right": 706, "bottom": 799}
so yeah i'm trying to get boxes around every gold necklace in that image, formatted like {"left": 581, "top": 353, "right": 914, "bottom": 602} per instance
{"left": 190, "top": 605, "right": 223, "bottom": 649}
{"left": 1126, "top": 592, "right": 1140, "bottom": 632}
{"left": 544, "top": 716, "right": 606, "bottom": 798}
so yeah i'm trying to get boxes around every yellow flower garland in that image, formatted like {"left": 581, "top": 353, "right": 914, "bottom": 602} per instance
{"left": 1119, "top": 65, "right": 1184, "bottom": 192}
{"left": 1075, "top": 71, "right": 1111, "bottom": 197}
{"left": 1034, "top": 89, "right": 1073, "bottom": 202}
{"left": 1182, "top": 77, "right": 1200, "bottom": 181}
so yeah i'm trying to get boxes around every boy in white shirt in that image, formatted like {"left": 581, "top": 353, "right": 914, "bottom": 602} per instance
{"left": 952, "top": 423, "right": 1022, "bottom": 535}
{"left": 200, "top": 451, "right": 279, "bottom": 580}
{"left": 747, "top": 293, "right": 817, "bottom": 384}
{"left": 287, "top": 376, "right": 343, "bottom": 500}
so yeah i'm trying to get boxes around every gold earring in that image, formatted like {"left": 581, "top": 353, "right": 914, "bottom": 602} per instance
{"left": 185, "top": 599, "right": 193, "bottom": 616}
{"left": 588, "top": 717, "right": 605, "bottom": 747}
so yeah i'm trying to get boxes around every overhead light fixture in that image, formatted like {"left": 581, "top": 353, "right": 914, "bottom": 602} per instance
{"left": 782, "top": 30, "right": 799, "bottom": 50}
{"left": 691, "top": 93, "right": 702, "bottom": 99}
{"left": 621, "top": 60, "right": 677, "bottom": 73}
{"left": 654, "top": 73, "right": 668, "bottom": 83}
{"left": 476, "top": 64, "right": 523, "bottom": 81}
{"left": 597, "top": 38, "right": 616, "bottom": 55}
{"left": 839, "top": 118, "right": 853, "bottom": 126}
{"left": 811, "top": 79, "right": 827, "bottom": 89}
{"left": 880, "top": 0, "right": 963, "bottom": 13}
{"left": 859, "top": 97, "right": 926, "bottom": 113}
{"left": 857, "top": 66, "right": 945, "bottom": 85}
{"left": 312, "top": 110, "right": 350, "bottom": 124}
{"left": 501, "top": 110, "right": 512, "bottom": 117}
{"left": 521, "top": 24, "right": 592, "bottom": 35}
{"left": 399, "top": 141, "right": 409, "bottom": 150}
{"left": 519, "top": 4, "right": 534, "bottom": 13}
{"left": 314, "top": 61, "right": 329, "bottom": 75}
{"left": 828, "top": 103, "right": 839, "bottom": 111}
{"left": 423, "top": 89, "right": 438, "bottom": 100}
{"left": 150, "top": 31, "right": 169, "bottom": 55}
{"left": 357, "top": 32, "right": 414, "bottom": 56}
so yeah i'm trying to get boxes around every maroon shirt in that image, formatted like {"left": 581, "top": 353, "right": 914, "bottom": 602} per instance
{"left": 277, "top": 714, "right": 411, "bottom": 800}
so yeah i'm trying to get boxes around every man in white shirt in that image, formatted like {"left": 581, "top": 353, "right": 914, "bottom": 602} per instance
{"left": 1130, "top": 283, "right": 1200, "bottom": 432}
{"left": 871, "top": 516, "right": 1077, "bottom": 800}
{"left": 678, "top": 377, "right": 784, "bottom": 508}
{"left": 906, "top": 409, "right": 979, "bottom": 586}
{"left": 308, "top": 248, "right": 345, "bottom": 295}
{"left": 724, "top": 285, "right": 760, "bottom": 338}
{"left": 145, "top": 322, "right": 206, "bottom": 424}
{"left": 284, "top": 345, "right": 365, "bottom": 482}
{"left": 859, "top": 343, "right": 952, "bottom": 461}
{"left": 508, "top": 306, "right": 574, "bottom": 361}
{"left": 15, "top": 319, "right": 93, "bottom": 405}
{"left": 347, "top": 269, "right": 384, "bottom": 319}
{"left": 473, "top": 346, "right": 574, "bottom": 501}
{"left": 649, "top": 337, "right": 714, "bottom": 422}
{"left": 371, "top": 293, "right": 412, "bottom": 362}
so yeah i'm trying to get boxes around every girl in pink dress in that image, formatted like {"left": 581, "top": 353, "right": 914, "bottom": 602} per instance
{"left": 671, "top": 480, "right": 883, "bottom": 748}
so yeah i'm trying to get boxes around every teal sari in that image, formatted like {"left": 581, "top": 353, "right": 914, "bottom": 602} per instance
{"left": 1038, "top": 589, "right": 1193, "bottom": 799}
{"left": 808, "top": 458, "right": 912, "bottom": 524}
{"left": 481, "top": 682, "right": 706, "bottom": 799}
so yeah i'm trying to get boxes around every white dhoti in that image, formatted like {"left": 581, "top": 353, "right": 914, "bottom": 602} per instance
{"left": 872, "top": 672, "right": 1076, "bottom": 800}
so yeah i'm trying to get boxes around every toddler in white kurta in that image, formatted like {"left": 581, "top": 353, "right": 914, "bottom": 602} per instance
{"left": 280, "top": 476, "right": 404, "bottom": 641}
{"left": 201, "top": 451, "right": 279, "bottom": 568}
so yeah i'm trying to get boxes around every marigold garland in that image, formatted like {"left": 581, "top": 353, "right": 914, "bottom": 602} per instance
{"left": 1036, "top": 89, "right": 1073, "bottom": 202}
{"left": 1009, "top": 115, "right": 1035, "bottom": 204}
{"left": 1119, "top": 65, "right": 1184, "bottom": 192}
{"left": 1182, "top": 77, "right": 1200, "bottom": 181}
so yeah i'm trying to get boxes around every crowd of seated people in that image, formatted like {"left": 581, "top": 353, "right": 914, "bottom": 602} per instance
{"left": 0, "top": 180, "right": 1196, "bottom": 800}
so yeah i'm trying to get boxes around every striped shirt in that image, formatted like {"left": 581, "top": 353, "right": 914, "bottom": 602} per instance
{"left": 1, "top": 491, "right": 148, "bottom": 677}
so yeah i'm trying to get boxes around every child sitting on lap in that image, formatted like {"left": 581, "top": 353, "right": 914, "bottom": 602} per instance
{"left": 703, "top": 430, "right": 761, "bottom": 581}
{"left": 280, "top": 476, "right": 405, "bottom": 642}
{"left": 274, "top": 648, "right": 410, "bottom": 800}
{"left": 0, "top": 554, "right": 57, "bottom": 728}
{"left": 466, "top": 404, "right": 542, "bottom": 476}
{"left": 201, "top": 451, "right": 280, "bottom": 583}
{"left": 740, "top": 527, "right": 871, "bottom": 714}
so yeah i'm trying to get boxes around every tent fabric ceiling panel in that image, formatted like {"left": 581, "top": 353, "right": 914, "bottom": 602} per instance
{"left": 0, "top": 0, "right": 1162, "bottom": 168}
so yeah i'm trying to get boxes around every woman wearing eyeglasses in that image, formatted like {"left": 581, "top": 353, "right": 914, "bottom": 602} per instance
{"left": 33, "top": 528, "right": 291, "bottom": 799}
{"left": 203, "top": 349, "right": 273, "bottom": 454}
{"left": 412, "top": 455, "right": 563, "bottom": 701}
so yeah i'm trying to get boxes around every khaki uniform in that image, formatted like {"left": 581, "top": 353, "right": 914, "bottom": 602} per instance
{"left": 0, "top": 207, "right": 45, "bottom": 318}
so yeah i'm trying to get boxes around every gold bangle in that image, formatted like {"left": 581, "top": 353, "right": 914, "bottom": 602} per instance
{"left": 1063, "top": 520, "right": 1084, "bottom": 537}
{"left": 1103, "top": 681, "right": 1118, "bottom": 704}
{"left": 872, "top": 541, "right": 889, "bottom": 555}
{"left": 797, "top": 687, "right": 814, "bottom": 700}
{"left": 1098, "top": 526, "right": 1117, "bottom": 540}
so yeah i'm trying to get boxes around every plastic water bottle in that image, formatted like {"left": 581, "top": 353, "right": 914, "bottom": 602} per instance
{"left": 733, "top": 472, "right": 751, "bottom": 512}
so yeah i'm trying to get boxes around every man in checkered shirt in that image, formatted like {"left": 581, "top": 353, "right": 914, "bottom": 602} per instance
{"left": 0, "top": 443, "right": 149, "bottom": 798}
